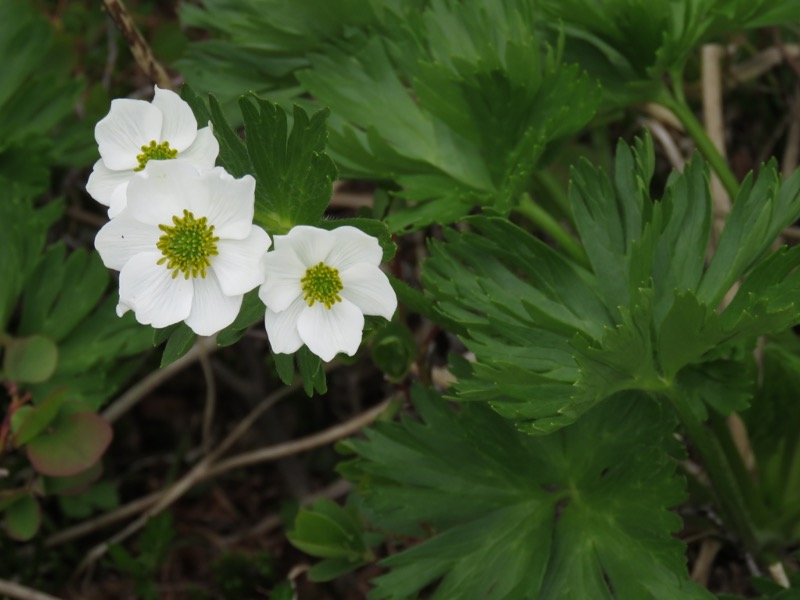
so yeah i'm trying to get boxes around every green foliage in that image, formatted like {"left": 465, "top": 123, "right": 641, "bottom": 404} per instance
{"left": 298, "top": 0, "right": 598, "bottom": 231}
{"left": 239, "top": 95, "right": 337, "bottom": 233}
{"left": 539, "top": 0, "right": 800, "bottom": 106}
{"left": 211, "top": 551, "right": 277, "bottom": 599}
{"left": 107, "top": 513, "right": 175, "bottom": 600}
{"left": 3, "top": 494, "right": 40, "bottom": 541}
{"left": 58, "top": 481, "right": 119, "bottom": 520}
{"left": 0, "top": 0, "right": 84, "bottom": 193}
{"left": 340, "top": 384, "right": 710, "bottom": 599}
{"left": 370, "top": 321, "right": 416, "bottom": 381}
{"left": 0, "top": 192, "right": 61, "bottom": 330}
{"left": 12, "top": 243, "right": 153, "bottom": 409}
{"left": 287, "top": 498, "right": 376, "bottom": 581}
{"left": 176, "top": 0, "right": 391, "bottom": 117}
{"left": 423, "top": 135, "right": 800, "bottom": 433}
{"left": 743, "top": 332, "right": 800, "bottom": 546}
{"left": 2, "top": 334, "right": 58, "bottom": 384}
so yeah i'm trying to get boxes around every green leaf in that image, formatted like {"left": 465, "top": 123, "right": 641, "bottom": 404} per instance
{"left": 3, "top": 334, "right": 58, "bottom": 383}
{"left": 12, "top": 388, "right": 64, "bottom": 445}
{"left": 4, "top": 495, "right": 40, "bottom": 541}
{"left": 370, "top": 321, "right": 416, "bottom": 381}
{"left": 273, "top": 352, "right": 295, "bottom": 386}
{"left": 297, "top": 1, "right": 597, "bottom": 229}
{"left": 240, "top": 95, "right": 337, "bottom": 233}
{"left": 347, "top": 385, "right": 710, "bottom": 600}
{"left": 160, "top": 324, "right": 197, "bottom": 368}
{"left": 26, "top": 412, "right": 112, "bottom": 477}
{"left": 216, "top": 289, "right": 264, "bottom": 347}
{"left": 287, "top": 499, "right": 372, "bottom": 580}
{"left": 19, "top": 246, "right": 109, "bottom": 342}
{"left": 424, "top": 136, "right": 800, "bottom": 433}
{"left": 297, "top": 347, "right": 327, "bottom": 396}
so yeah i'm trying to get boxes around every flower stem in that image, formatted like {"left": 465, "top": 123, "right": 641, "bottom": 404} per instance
{"left": 659, "top": 92, "right": 740, "bottom": 200}
{"left": 665, "top": 387, "right": 763, "bottom": 554}
{"left": 515, "top": 194, "right": 590, "bottom": 269}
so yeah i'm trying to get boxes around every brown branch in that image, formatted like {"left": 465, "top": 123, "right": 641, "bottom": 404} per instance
{"left": 102, "top": 0, "right": 171, "bottom": 88}
{"left": 0, "top": 580, "right": 64, "bottom": 600}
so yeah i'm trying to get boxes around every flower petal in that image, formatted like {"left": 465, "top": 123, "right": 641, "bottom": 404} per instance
{"left": 177, "top": 126, "right": 219, "bottom": 172}
{"left": 274, "top": 225, "right": 335, "bottom": 267}
{"left": 259, "top": 248, "right": 306, "bottom": 313}
{"left": 265, "top": 297, "right": 306, "bottom": 355}
{"left": 184, "top": 270, "right": 242, "bottom": 336}
{"left": 86, "top": 159, "right": 131, "bottom": 206}
{"left": 297, "top": 299, "right": 364, "bottom": 362}
{"left": 193, "top": 168, "right": 255, "bottom": 239}
{"left": 340, "top": 264, "right": 397, "bottom": 320}
{"left": 152, "top": 86, "right": 197, "bottom": 152}
{"left": 326, "top": 226, "right": 383, "bottom": 270}
{"left": 118, "top": 252, "right": 193, "bottom": 328}
{"left": 212, "top": 225, "right": 271, "bottom": 296}
{"left": 96, "top": 99, "right": 163, "bottom": 171}
{"left": 94, "top": 213, "right": 159, "bottom": 271}
{"left": 126, "top": 161, "right": 207, "bottom": 227}
{"left": 107, "top": 182, "right": 130, "bottom": 218}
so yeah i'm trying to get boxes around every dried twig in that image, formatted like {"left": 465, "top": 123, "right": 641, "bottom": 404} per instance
{"left": 702, "top": 45, "right": 732, "bottom": 224}
{"left": 0, "top": 580, "right": 64, "bottom": 600}
{"left": 101, "top": 0, "right": 171, "bottom": 88}
{"left": 101, "top": 337, "right": 219, "bottom": 423}
{"left": 74, "top": 391, "right": 390, "bottom": 574}
{"left": 198, "top": 345, "right": 217, "bottom": 456}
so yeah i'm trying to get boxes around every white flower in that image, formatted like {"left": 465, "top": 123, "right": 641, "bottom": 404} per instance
{"left": 86, "top": 86, "right": 219, "bottom": 218}
{"left": 258, "top": 225, "right": 397, "bottom": 362}
{"left": 95, "top": 161, "right": 270, "bottom": 336}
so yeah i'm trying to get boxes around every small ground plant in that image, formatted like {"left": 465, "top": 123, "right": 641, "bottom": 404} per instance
{"left": 2, "top": 1, "right": 800, "bottom": 598}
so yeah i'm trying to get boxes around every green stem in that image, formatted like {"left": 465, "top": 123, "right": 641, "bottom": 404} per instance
{"left": 515, "top": 194, "right": 590, "bottom": 269}
{"left": 665, "top": 387, "right": 762, "bottom": 554}
{"left": 659, "top": 92, "right": 740, "bottom": 200}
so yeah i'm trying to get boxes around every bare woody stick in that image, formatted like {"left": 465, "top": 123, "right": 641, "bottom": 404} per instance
{"left": 102, "top": 0, "right": 171, "bottom": 89}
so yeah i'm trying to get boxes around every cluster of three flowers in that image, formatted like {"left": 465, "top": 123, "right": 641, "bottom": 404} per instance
{"left": 87, "top": 87, "right": 396, "bottom": 362}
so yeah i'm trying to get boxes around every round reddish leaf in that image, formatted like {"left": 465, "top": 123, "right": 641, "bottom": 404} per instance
{"left": 26, "top": 413, "right": 112, "bottom": 477}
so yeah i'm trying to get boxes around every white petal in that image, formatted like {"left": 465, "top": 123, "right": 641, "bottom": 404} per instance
{"left": 152, "top": 86, "right": 197, "bottom": 152}
{"left": 126, "top": 161, "right": 206, "bottom": 226}
{"left": 86, "top": 159, "right": 131, "bottom": 206}
{"left": 94, "top": 213, "right": 159, "bottom": 271}
{"left": 259, "top": 248, "right": 305, "bottom": 313}
{"left": 192, "top": 168, "right": 255, "bottom": 239}
{"left": 326, "top": 226, "right": 383, "bottom": 270}
{"left": 297, "top": 299, "right": 364, "bottom": 362}
{"left": 177, "top": 126, "right": 219, "bottom": 172}
{"left": 211, "top": 225, "right": 271, "bottom": 296}
{"left": 185, "top": 270, "right": 242, "bottom": 336}
{"left": 340, "top": 264, "right": 397, "bottom": 320}
{"left": 265, "top": 297, "right": 306, "bottom": 355}
{"left": 274, "top": 226, "right": 335, "bottom": 267}
{"left": 96, "top": 99, "right": 163, "bottom": 170}
{"left": 118, "top": 252, "right": 193, "bottom": 328}
{"left": 107, "top": 181, "right": 130, "bottom": 218}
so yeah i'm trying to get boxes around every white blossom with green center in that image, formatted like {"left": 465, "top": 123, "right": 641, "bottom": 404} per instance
{"left": 301, "top": 262, "right": 343, "bottom": 308}
{"left": 95, "top": 162, "right": 271, "bottom": 336}
{"left": 156, "top": 209, "right": 220, "bottom": 279}
{"left": 258, "top": 225, "right": 397, "bottom": 362}
{"left": 87, "top": 86, "right": 219, "bottom": 218}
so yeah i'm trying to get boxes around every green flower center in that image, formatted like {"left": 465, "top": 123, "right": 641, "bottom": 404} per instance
{"left": 135, "top": 140, "right": 178, "bottom": 171}
{"left": 156, "top": 210, "right": 219, "bottom": 279}
{"left": 301, "top": 262, "right": 343, "bottom": 309}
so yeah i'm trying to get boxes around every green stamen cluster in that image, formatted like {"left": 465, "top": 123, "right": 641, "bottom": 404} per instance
{"left": 156, "top": 210, "right": 219, "bottom": 279}
{"left": 135, "top": 140, "right": 178, "bottom": 171}
{"left": 301, "top": 262, "right": 343, "bottom": 309}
